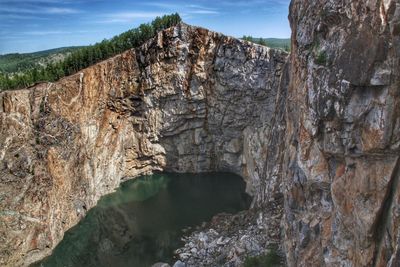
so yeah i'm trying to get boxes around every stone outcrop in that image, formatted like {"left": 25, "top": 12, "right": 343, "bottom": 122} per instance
{"left": 283, "top": 0, "right": 400, "bottom": 266}
{"left": 0, "top": 23, "right": 287, "bottom": 266}
{"left": 174, "top": 201, "right": 284, "bottom": 266}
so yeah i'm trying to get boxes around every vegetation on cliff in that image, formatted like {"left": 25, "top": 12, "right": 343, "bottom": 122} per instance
{"left": 0, "top": 13, "right": 181, "bottom": 91}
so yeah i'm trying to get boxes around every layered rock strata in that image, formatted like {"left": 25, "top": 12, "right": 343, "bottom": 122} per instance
{"left": 0, "top": 23, "right": 287, "bottom": 266}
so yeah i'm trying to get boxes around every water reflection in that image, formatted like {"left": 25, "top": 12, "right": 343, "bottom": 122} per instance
{"left": 34, "top": 172, "right": 251, "bottom": 267}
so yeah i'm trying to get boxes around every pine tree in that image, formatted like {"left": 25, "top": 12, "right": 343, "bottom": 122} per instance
{"left": 2, "top": 13, "right": 182, "bottom": 90}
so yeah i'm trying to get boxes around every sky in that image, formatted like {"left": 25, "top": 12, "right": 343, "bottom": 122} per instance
{"left": 0, "top": 0, "right": 291, "bottom": 54}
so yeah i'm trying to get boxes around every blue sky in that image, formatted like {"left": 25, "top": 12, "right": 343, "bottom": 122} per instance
{"left": 0, "top": 0, "right": 291, "bottom": 54}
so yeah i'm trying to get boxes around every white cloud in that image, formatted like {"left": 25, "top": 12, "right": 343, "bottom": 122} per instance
{"left": 145, "top": 2, "right": 218, "bottom": 11}
{"left": 0, "top": 13, "right": 47, "bottom": 20}
{"left": 142, "top": 2, "right": 220, "bottom": 16}
{"left": 44, "top": 7, "right": 80, "bottom": 14}
{"left": 0, "top": 6, "right": 81, "bottom": 14}
{"left": 23, "top": 30, "right": 70, "bottom": 35}
{"left": 98, "top": 12, "right": 165, "bottom": 23}
{"left": 220, "top": 0, "right": 268, "bottom": 7}
{"left": 219, "top": 0, "right": 289, "bottom": 7}
{"left": 145, "top": 2, "right": 179, "bottom": 9}
{"left": 186, "top": 4, "right": 208, "bottom": 9}
{"left": 1, "top": 0, "right": 59, "bottom": 3}
{"left": 190, "top": 10, "right": 219, "bottom": 14}
{"left": 0, "top": 0, "right": 82, "bottom": 3}
{"left": 0, "top": 29, "right": 98, "bottom": 39}
{"left": 22, "top": 29, "right": 96, "bottom": 35}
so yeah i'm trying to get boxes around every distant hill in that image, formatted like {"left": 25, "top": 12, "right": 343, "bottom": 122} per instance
{"left": 241, "top": 37, "right": 291, "bottom": 51}
{"left": 0, "top": 46, "right": 84, "bottom": 74}
{"left": 0, "top": 13, "right": 182, "bottom": 91}
{"left": 264, "top": 38, "right": 291, "bottom": 50}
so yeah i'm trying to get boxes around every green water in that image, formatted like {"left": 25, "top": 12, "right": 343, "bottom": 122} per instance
{"left": 34, "top": 172, "right": 251, "bottom": 267}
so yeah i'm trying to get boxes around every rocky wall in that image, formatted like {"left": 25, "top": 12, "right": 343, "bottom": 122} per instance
{"left": 284, "top": 0, "right": 400, "bottom": 266}
{"left": 0, "top": 23, "right": 287, "bottom": 266}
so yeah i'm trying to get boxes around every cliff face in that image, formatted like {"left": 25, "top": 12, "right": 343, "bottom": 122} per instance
{"left": 0, "top": 24, "right": 287, "bottom": 266}
{"left": 2, "top": 1, "right": 400, "bottom": 266}
{"left": 284, "top": 0, "right": 400, "bottom": 266}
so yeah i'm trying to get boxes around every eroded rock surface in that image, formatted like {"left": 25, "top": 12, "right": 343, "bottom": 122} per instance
{"left": 283, "top": 0, "right": 400, "bottom": 266}
{"left": 0, "top": 23, "right": 287, "bottom": 266}
{"left": 2, "top": 0, "right": 400, "bottom": 266}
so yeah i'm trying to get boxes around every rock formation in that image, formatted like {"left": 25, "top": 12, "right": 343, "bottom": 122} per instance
{"left": 1, "top": 0, "right": 400, "bottom": 266}
{"left": 283, "top": 0, "right": 400, "bottom": 266}
{"left": 0, "top": 23, "right": 286, "bottom": 266}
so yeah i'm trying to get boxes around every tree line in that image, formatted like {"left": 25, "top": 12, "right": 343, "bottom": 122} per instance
{"left": 242, "top": 36, "right": 268, "bottom": 46}
{"left": 241, "top": 36, "right": 290, "bottom": 52}
{"left": 0, "top": 13, "right": 181, "bottom": 91}
{"left": 0, "top": 47, "right": 83, "bottom": 74}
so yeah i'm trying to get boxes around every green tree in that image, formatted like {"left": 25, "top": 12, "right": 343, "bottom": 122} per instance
{"left": 259, "top": 38, "right": 267, "bottom": 46}
{"left": 2, "top": 13, "right": 182, "bottom": 90}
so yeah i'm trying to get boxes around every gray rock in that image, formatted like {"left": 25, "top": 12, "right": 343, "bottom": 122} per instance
{"left": 152, "top": 263, "right": 171, "bottom": 267}
{"left": 172, "top": 260, "right": 186, "bottom": 267}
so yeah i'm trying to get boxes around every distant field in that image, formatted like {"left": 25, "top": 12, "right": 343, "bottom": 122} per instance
{"left": 264, "top": 38, "right": 291, "bottom": 50}
{"left": 0, "top": 46, "right": 84, "bottom": 73}
{"left": 241, "top": 37, "right": 291, "bottom": 51}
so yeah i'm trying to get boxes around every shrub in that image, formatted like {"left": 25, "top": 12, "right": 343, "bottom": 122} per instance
{"left": 315, "top": 51, "right": 328, "bottom": 65}
{"left": 243, "top": 248, "right": 282, "bottom": 267}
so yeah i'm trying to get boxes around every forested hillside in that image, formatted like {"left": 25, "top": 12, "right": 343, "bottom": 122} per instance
{"left": 0, "top": 47, "right": 84, "bottom": 74}
{"left": 241, "top": 36, "right": 290, "bottom": 51}
{"left": 0, "top": 13, "right": 181, "bottom": 91}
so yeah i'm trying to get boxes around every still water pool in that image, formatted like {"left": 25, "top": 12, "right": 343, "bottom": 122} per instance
{"left": 35, "top": 172, "right": 251, "bottom": 267}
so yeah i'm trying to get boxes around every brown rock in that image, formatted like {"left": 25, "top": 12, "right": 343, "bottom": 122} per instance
{"left": 0, "top": 23, "right": 287, "bottom": 266}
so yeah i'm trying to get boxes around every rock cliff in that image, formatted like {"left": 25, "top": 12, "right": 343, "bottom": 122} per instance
{"left": 0, "top": 23, "right": 286, "bottom": 266}
{"left": 2, "top": 0, "right": 400, "bottom": 266}
{"left": 284, "top": 0, "right": 400, "bottom": 266}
